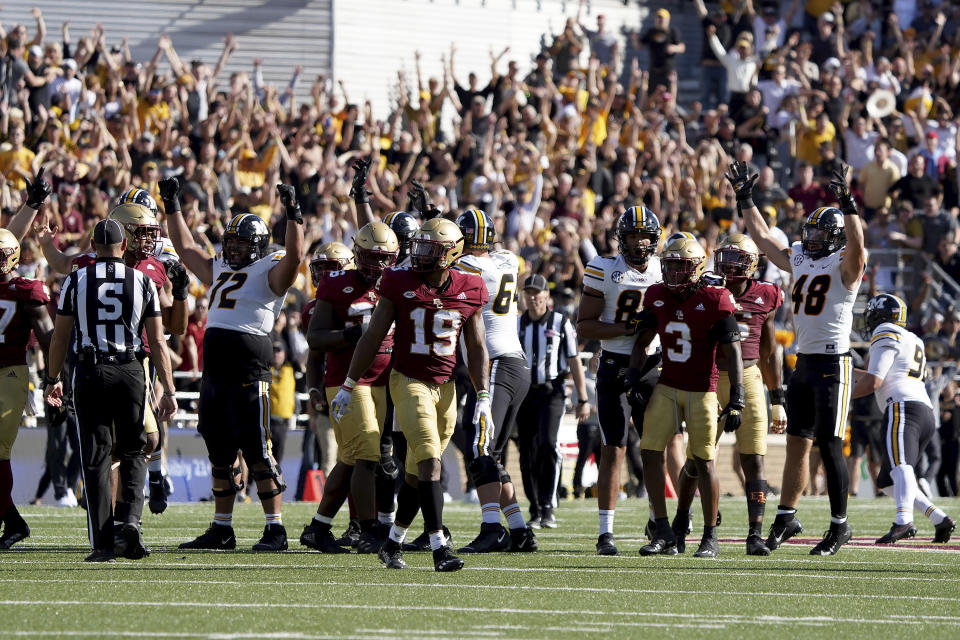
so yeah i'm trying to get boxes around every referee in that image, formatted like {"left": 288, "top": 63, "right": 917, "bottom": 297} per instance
{"left": 44, "top": 219, "right": 177, "bottom": 562}
{"left": 516, "top": 275, "right": 590, "bottom": 529}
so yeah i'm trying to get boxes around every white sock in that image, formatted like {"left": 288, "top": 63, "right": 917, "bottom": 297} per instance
{"left": 388, "top": 524, "right": 408, "bottom": 544}
{"left": 777, "top": 507, "right": 796, "bottom": 517}
{"left": 830, "top": 515, "right": 848, "bottom": 525}
{"left": 265, "top": 512, "right": 282, "bottom": 526}
{"left": 891, "top": 464, "right": 917, "bottom": 526}
{"left": 914, "top": 494, "right": 947, "bottom": 525}
{"left": 148, "top": 450, "right": 162, "bottom": 474}
{"left": 312, "top": 514, "right": 333, "bottom": 526}
{"left": 502, "top": 502, "right": 526, "bottom": 530}
{"left": 428, "top": 530, "right": 446, "bottom": 550}
{"left": 378, "top": 511, "right": 395, "bottom": 525}
{"left": 213, "top": 512, "right": 232, "bottom": 527}
{"left": 599, "top": 509, "right": 614, "bottom": 535}
{"left": 481, "top": 502, "right": 501, "bottom": 525}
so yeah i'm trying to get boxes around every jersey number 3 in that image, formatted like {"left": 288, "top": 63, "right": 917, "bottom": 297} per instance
{"left": 792, "top": 274, "right": 829, "bottom": 316}
{"left": 410, "top": 308, "right": 462, "bottom": 356}
{"left": 210, "top": 272, "right": 249, "bottom": 310}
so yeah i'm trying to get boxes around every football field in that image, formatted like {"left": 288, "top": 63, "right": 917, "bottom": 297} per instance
{"left": 2, "top": 496, "right": 960, "bottom": 639}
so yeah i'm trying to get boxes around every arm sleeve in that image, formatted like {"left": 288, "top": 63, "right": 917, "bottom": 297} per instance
{"left": 710, "top": 314, "right": 741, "bottom": 344}
{"left": 866, "top": 344, "right": 897, "bottom": 380}
{"left": 561, "top": 315, "right": 579, "bottom": 358}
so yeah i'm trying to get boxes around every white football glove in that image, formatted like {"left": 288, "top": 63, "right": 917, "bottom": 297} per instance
{"left": 770, "top": 403, "right": 787, "bottom": 434}
{"left": 331, "top": 378, "right": 356, "bottom": 423}
{"left": 473, "top": 391, "right": 495, "bottom": 453}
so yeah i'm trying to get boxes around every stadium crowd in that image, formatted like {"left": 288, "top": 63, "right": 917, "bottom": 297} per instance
{"left": 2, "top": 0, "right": 960, "bottom": 554}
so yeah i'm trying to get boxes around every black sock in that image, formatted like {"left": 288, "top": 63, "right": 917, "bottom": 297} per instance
{"left": 395, "top": 481, "right": 420, "bottom": 528}
{"left": 775, "top": 506, "right": 796, "bottom": 522}
{"left": 418, "top": 480, "right": 444, "bottom": 533}
{"left": 703, "top": 525, "right": 717, "bottom": 539}
{"left": 748, "top": 522, "right": 762, "bottom": 536}
{"left": 375, "top": 472, "right": 397, "bottom": 514}
{"left": 359, "top": 518, "right": 377, "bottom": 533}
{"left": 746, "top": 479, "right": 766, "bottom": 522}
{"left": 818, "top": 437, "right": 849, "bottom": 521}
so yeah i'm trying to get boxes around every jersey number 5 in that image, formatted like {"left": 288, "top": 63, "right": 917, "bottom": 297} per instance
{"left": 410, "top": 308, "right": 462, "bottom": 356}
{"left": 791, "top": 274, "right": 830, "bottom": 316}
{"left": 209, "top": 272, "right": 249, "bottom": 310}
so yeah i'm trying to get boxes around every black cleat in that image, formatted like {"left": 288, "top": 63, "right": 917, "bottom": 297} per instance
{"left": 147, "top": 472, "right": 168, "bottom": 515}
{"left": 402, "top": 526, "right": 452, "bottom": 552}
{"left": 335, "top": 519, "right": 361, "bottom": 547}
{"left": 179, "top": 523, "right": 237, "bottom": 550}
{"left": 876, "top": 522, "right": 917, "bottom": 545}
{"left": 596, "top": 532, "right": 618, "bottom": 556}
{"left": 457, "top": 523, "right": 510, "bottom": 554}
{"left": 766, "top": 516, "right": 803, "bottom": 551}
{"left": 119, "top": 523, "right": 151, "bottom": 559}
{"left": 539, "top": 508, "right": 557, "bottom": 529}
{"left": 378, "top": 539, "right": 407, "bottom": 569}
{"left": 356, "top": 525, "right": 388, "bottom": 554}
{"left": 509, "top": 527, "right": 538, "bottom": 552}
{"left": 640, "top": 525, "right": 678, "bottom": 556}
{"left": 84, "top": 548, "right": 116, "bottom": 563}
{"left": 0, "top": 515, "right": 29, "bottom": 550}
{"left": 934, "top": 517, "right": 956, "bottom": 544}
{"left": 252, "top": 524, "right": 288, "bottom": 551}
{"left": 746, "top": 533, "right": 771, "bottom": 556}
{"left": 671, "top": 514, "right": 689, "bottom": 554}
{"left": 300, "top": 523, "right": 349, "bottom": 553}
{"left": 433, "top": 546, "right": 464, "bottom": 572}
{"left": 810, "top": 523, "right": 852, "bottom": 556}
{"left": 693, "top": 534, "right": 720, "bottom": 558}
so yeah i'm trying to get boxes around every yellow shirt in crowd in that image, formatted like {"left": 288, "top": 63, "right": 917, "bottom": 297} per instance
{"left": 0, "top": 147, "right": 35, "bottom": 190}
{"left": 269, "top": 363, "right": 296, "bottom": 420}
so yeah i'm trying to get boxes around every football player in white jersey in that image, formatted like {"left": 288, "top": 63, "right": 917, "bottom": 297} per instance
{"left": 852, "top": 295, "right": 956, "bottom": 544}
{"left": 453, "top": 209, "right": 538, "bottom": 553}
{"left": 577, "top": 206, "right": 663, "bottom": 556}
{"left": 733, "top": 161, "right": 866, "bottom": 555}
{"left": 162, "top": 177, "right": 305, "bottom": 552}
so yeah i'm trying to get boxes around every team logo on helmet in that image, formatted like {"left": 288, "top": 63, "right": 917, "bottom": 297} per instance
{"left": 456, "top": 208, "right": 496, "bottom": 251}
{"left": 353, "top": 222, "right": 399, "bottom": 279}
{"left": 0, "top": 228, "right": 20, "bottom": 275}
{"left": 802, "top": 207, "right": 846, "bottom": 260}
{"left": 309, "top": 242, "right": 353, "bottom": 286}
{"left": 863, "top": 293, "right": 908, "bottom": 335}
{"left": 223, "top": 213, "right": 270, "bottom": 270}
{"left": 410, "top": 218, "right": 464, "bottom": 272}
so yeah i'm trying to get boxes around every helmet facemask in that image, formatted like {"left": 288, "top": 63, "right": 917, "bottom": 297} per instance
{"left": 224, "top": 234, "right": 259, "bottom": 270}
{"left": 715, "top": 247, "right": 753, "bottom": 281}
{"left": 801, "top": 226, "right": 831, "bottom": 259}
{"left": 662, "top": 257, "right": 703, "bottom": 289}
{"left": 620, "top": 231, "right": 658, "bottom": 268}
{"left": 355, "top": 247, "right": 398, "bottom": 279}
{"left": 410, "top": 238, "right": 449, "bottom": 272}
{"left": 126, "top": 223, "right": 161, "bottom": 260}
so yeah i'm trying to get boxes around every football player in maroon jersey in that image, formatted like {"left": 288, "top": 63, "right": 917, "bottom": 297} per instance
{"left": 0, "top": 229, "right": 53, "bottom": 548}
{"left": 671, "top": 234, "right": 785, "bottom": 556}
{"left": 331, "top": 218, "right": 490, "bottom": 572}
{"left": 630, "top": 237, "right": 744, "bottom": 558}
{"left": 300, "top": 224, "right": 399, "bottom": 554}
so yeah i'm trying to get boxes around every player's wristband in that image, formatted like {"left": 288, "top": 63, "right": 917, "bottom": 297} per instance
{"left": 341, "top": 377, "right": 357, "bottom": 392}
{"left": 736, "top": 199, "right": 755, "bottom": 214}
{"left": 162, "top": 197, "right": 182, "bottom": 214}
{"left": 285, "top": 204, "right": 303, "bottom": 225}
{"left": 839, "top": 196, "right": 859, "bottom": 217}
{"left": 577, "top": 399, "right": 589, "bottom": 405}
{"left": 477, "top": 390, "right": 490, "bottom": 401}
{"left": 769, "top": 388, "right": 786, "bottom": 406}
{"left": 44, "top": 374, "right": 61, "bottom": 385}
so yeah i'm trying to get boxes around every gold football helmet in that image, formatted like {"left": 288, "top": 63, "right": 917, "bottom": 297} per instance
{"left": 353, "top": 222, "right": 399, "bottom": 278}
{"left": 661, "top": 237, "right": 707, "bottom": 289}
{"left": 714, "top": 233, "right": 760, "bottom": 281}
{"left": 0, "top": 228, "right": 20, "bottom": 275}
{"left": 108, "top": 203, "right": 161, "bottom": 259}
{"left": 410, "top": 218, "right": 464, "bottom": 272}
{"left": 309, "top": 241, "right": 354, "bottom": 285}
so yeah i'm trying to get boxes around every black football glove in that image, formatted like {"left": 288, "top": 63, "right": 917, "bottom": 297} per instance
{"left": 165, "top": 261, "right": 190, "bottom": 301}
{"left": 158, "top": 177, "right": 182, "bottom": 213}
{"left": 719, "top": 383, "right": 746, "bottom": 433}
{"left": 828, "top": 164, "right": 857, "bottom": 216}
{"left": 349, "top": 158, "right": 372, "bottom": 205}
{"left": 377, "top": 446, "right": 400, "bottom": 481}
{"left": 724, "top": 160, "right": 759, "bottom": 208}
{"left": 276, "top": 183, "right": 303, "bottom": 224}
{"left": 24, "top": 167, "right": 52, "bottom": 209}
{"left": 625, "top": 367, "right": 648, "bottom": 410}
{"left": 408, "top": 179, "right": 428, "bottom": 213}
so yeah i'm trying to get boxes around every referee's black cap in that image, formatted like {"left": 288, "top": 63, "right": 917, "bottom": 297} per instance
{"left": 93, "top": 219, "right": 125, "bottom": 246}
{"left": 523, "top": 274, "right": 549, "bottom": 292}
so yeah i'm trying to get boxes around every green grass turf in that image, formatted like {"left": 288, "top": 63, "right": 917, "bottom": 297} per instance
{"left": 2, "top": 496, "right": 960, "bottom": 639}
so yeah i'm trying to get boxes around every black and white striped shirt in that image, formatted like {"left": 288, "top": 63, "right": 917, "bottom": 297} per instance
{"left": 518, "top": 310, "right": 579, "bottom": 385}
{"left": 57, "top": 258, "right": 160, "bottom": 355}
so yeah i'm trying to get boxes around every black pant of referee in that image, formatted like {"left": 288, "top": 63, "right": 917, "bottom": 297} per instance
{"left": 516, "top": 276, "right": 590, "bottom": 527}
{"left": 44, "top": 219, "right": 177, "bottom": 562}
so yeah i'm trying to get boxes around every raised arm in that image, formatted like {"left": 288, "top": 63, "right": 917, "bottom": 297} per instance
{"left": 828, "top": 165, "right": 866, "bottom": 290}
{"left": 33, "top": 215, "right": 74, "bottom": 275}
{"left": 269, "top": 184, "right": 306, "bottom": 297}
{"left": 5, "top": 169, "right": 52, "bottom": 242}
{"left": 159, "top": 177, "right": 213, "bottom": 285}
{"left": 725, "top": 161, "right": 791, "bottom": 272}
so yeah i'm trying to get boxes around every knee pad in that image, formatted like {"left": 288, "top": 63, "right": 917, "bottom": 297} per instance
{"left": 211, "top": 464, "right": 243, "bottom": 497}
{"left": 496, "top": 462, "right": 511, "bottom": 485}
{"left": 253, "top": 459, "right": 287, "bottom": 501}
{"left": 468, "top": 455, "right": 501, "bottom": 486}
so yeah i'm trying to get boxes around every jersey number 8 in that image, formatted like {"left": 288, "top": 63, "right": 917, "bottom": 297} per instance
{"left": 614, "top": 289, "right": 643, "bottom": 324}
{"left": 791, "top": 274, "right": 829, "bottom": 316}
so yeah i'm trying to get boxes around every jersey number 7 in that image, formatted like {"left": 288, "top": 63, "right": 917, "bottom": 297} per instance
{"left": 209, "top": 272, "right": 248, "bottom": 310}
